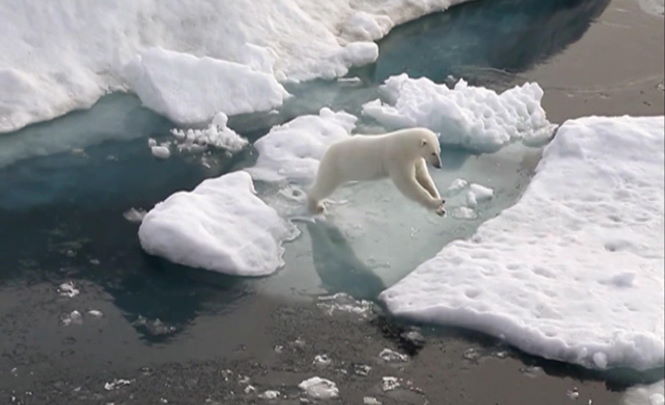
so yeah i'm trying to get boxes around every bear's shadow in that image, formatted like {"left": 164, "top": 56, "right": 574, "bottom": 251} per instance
{"left": 306, "top": 220, "right": 385, "bottom": 300}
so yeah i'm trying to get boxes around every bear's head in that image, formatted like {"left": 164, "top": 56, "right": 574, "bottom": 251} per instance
{"left": 416, "top": 128, "right": 442, "bottom": 168}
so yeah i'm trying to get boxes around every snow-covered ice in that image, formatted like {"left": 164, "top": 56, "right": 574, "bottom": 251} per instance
{"left": 623, "top": 381, "right": 665, "bottom": 405}
{"left": 138, "top": 171, "right": 296, "bottom": 276}
{"left": 362, "top": 74, "right": 557, "bottom": 152}
{"left": 298, "top": 377, "right": 339, "bottom": 399}
{"left": 0, "top": 0, "right": 473, "bottom": 133}
{"left": 380, "top": 116, "right": 665, "bottom": 370}
{"left": 124, "top": 47, "right": 289, "bottom": 125}
{"left": 248, "top": 108, "right": 357, "bottom": 184}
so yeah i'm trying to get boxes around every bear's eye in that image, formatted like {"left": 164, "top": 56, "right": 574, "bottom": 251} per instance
{"left": 431, "top": 152, "right": 436, "bottom": 156}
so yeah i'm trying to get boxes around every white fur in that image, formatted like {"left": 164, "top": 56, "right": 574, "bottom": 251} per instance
{"left": 307, "top": 127, "right": 445, "bottom": 215}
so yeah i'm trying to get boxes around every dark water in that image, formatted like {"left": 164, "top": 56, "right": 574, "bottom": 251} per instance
{"left": 4, "top": 0, "right": 658, "bottom": 390}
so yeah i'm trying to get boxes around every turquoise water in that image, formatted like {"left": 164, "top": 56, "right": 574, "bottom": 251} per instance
{"left": 5, "top": 0, "right": 659, "bottom": 388}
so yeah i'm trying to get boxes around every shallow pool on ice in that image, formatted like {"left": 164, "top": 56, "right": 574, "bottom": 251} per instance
{"left": 380, "top": 116, "right": 665, "bottom": 371}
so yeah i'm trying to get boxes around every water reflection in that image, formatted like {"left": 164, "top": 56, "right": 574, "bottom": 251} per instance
{"left": 306, "top": 220, "right": 385, "bottom": 300}
{"left": 354, "top": 0, "right": 610, "bottom": 84}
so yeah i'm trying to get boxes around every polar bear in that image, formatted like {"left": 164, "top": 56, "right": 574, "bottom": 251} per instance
{"left": 307, "top": 127, "right": 446, "bottom": 216}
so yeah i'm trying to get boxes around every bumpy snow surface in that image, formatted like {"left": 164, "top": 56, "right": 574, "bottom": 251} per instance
{"left": 249, "top": 108, "right": 357, "bottom": 184}
{"left": 381, "top": 116, "right": 665, "bottom": 370}
{"left": 363, "top": 74, "right": 557, "bottom": 152}
{"left": 0, "top": 0, "right": 471, "bottom": 132}
{"left": 138, "top": 171, "right": 295, "bottom": 276}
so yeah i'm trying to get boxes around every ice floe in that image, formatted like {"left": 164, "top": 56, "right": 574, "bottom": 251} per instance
{"left": 380, "top": 116, "right": 665, "bottom": 370}
{"left": 362, "top": 74, "right": 557, "bottom": 152}
{"left": 0, "top": 0, "right": 473, "bottom": 133}
{"left": 248, "top": 108, "right": 357, "bottom": 184}
{"left": 138, "top": 171, "right": 296, "bottom": 276}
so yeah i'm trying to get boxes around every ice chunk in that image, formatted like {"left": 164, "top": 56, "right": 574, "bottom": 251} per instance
{"left": 150, "top": 145, "right": 171, "bottom": 159}
{"left": 248, "top": 108, "right": 357, "bottom": 184}
{"left": 380, "top": 116, "right": 665, "bottom": 370}
{"left": 379, "top": 348, "right": 409, "bottom": 362}
{"left": 62, "top": 310, "right": 83, "bottom": 326}
{"left": 170, "top": 112, "right": 248, "bottom": 153}
{"left": 138, "top": 171, "right": 296, "bottom": 276}
{"left": 362, "top": 74, "right": 557, "bottom": 152}
{"left": 381, "top": 376, "right": 400, "bottom": 391}
{"left": 123, "top": 208, "right": 148, "bottom": 223}
{"left": 298, "top": 377, "right": 339, "bottom": 399}
{"left": 87, "top": 310, "right": 103, "bottom": 318}
{"left": 469, "top": 183, "right": 494, "bottom": 202}
{"left": 124, "top": 47, "right": 289, "bottom": 125}
{"left": 623, "top": 380, "right": 664, "bottom": 405}
{"left": 58, "top": 281, "right": 80, "bottom": 298}
{"left": 445, "top": 178, "right": 469, "bottom": 196}
{"left": 104, "top": 379, "right": 132, "bottom": 391}
{"left": 258, "top": 390, "right": 280, "bottom": 400}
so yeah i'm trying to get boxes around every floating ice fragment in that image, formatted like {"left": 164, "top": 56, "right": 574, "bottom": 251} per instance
{"left": 170, "top": 112, "right": 248, "bottom": 153}
{"left": 446, "top": 178, "right": 469, "bottom": 196}
{"left": 58, "top": 282, "right": 79, "bottom": 298}
{"left": 313, "top": 354, "right": 332, "bottom": 366}
{"left": 451, "top": 206, "right": 477, "bottom": 220}
{"left": 298, "top": 377, "right": 339, "bottom": 399}
{"left": 353, "top": 364, "right": 372, "bottom": 376}
{"left": 150, "top": 145, "right": 171, "bottom": 159}
{"left": 363, "top": 397, "right": 382, "bottom": 405}
{"left": 123, "top": 208, "right": 147, "bottom": 223}
{"left": 87, "top": 310, "right": 103, "bottom": 318}
{"left": 104, "top": 379, "right": 132, "bottom": 391}
{"left": 379, "top": 348, "right": 408, "bottom": 363}
{"left": 382, "top": 376, "right": 400, "bottom": 391}
{"left": 258, "top": 390, "right": 280, "bottom": 400}
{"left": 62, "top": 310, "right": 83, "bottom": 326}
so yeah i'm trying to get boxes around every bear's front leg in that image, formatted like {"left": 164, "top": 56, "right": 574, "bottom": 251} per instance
{"left": 389, "top": 165, "right": 445, "bottom": 214}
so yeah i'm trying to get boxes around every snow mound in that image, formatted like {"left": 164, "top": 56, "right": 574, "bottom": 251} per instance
{"left": 138, "top": 171, "right": 295, "bottom": 276}
{"left": 362, "top": 74, "right": 557, "bottom": 152}
{"left": 380, "top": 116, "right": 665, "bottom": 370}
{"left": 124, "top": 47, "right": 289, "bottom": 125}
{"left": 0, "top": 0, "right": 473, "bottom": 133}
{"left": 248, "top": 108, "right": 357, "bottom": 184}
